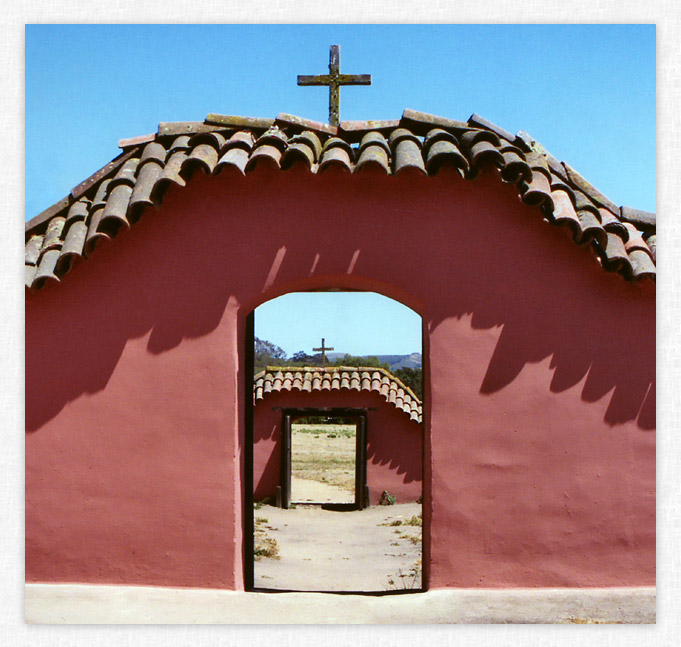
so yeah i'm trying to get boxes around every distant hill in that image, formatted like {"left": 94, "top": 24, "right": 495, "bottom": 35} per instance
{"left": 375, "top": 353, "right": 422, "bottom": 371}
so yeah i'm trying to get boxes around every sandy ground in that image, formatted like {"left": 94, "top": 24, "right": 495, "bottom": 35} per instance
{"left": 254, "top": 424, "right": 422, "bottom": 592}
{"left": 290, "top": 423, "right": 356, "bottom": 496}
{"left": 254, "top": 489, "right": 422, "bottom": 592}
{"left": 291, "top": 475, "right": 355, "bottom": 503}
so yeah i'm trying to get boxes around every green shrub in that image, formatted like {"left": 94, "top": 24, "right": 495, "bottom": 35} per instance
{"left": 378, "top": 490, "right": 396, "bottom": 505}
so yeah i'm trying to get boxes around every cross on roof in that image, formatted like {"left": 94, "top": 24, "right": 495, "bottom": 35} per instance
{"left": 313, "top": 338, "right": 335, "bottom": 368}
{"left": 297, "top": 45, "right": 372, "bottom": 126}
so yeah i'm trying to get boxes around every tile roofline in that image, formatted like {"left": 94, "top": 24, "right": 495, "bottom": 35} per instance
{"left": 25, "top": 110, "right": 656, "bottom": 288}
{"left": 25, "top": 196, "right": 71, "bottom": 237}
{"left": 257, "top": 365, "right": 422, "bottom": 404}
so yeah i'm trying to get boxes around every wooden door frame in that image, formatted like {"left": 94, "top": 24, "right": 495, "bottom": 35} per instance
{"left": 279, "top": 408, "right": 369, "bottom": 510}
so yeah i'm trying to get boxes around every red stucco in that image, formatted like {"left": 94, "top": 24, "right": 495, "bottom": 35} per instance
{"left": 253, "top": 389, "right": 423, "bottom": 505}
{"left": 25, "top": 164, "right": 655, "bottom": 590}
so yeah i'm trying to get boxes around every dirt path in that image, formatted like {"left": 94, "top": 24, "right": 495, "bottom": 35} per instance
{"left": 290, "top": 476, "right": 354, "bottom": 503}
{"left": 254, "top": 499, "right": 422, "bottom": 592}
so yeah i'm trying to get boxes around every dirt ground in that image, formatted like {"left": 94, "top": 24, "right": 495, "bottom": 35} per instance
{"left": 254, "top": 422, "right": 423, "bottom": 592}
{"left": 254, "top": 483, "right": 422, "bottom": 592}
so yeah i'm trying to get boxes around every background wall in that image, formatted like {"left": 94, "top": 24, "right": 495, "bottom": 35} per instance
{"left": 26, "top": 164, "right": 655, "bottom": 589}
{"left": 253, "top": 388, "right": 423, "bottom": 505}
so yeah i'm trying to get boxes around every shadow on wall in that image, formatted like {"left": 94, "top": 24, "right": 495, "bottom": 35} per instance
{"left": 26, "top": 168, "right": 654, "bottom": 433}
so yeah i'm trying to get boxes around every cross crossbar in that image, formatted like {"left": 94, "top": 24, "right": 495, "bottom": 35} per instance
{"left": 297, "top": 45, "right": 372, "bottom": 126}
{"left": 297, "top": 74, "right": 372, "bottom": 86}
{"left": 313, "top": 338, "right": 335, "bottom": 368}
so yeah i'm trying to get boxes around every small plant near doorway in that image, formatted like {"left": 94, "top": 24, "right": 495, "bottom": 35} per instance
{"left": 387, "top": 560, "right": 422, "bottom": 590}
{"left": 378, "top": 490, "right": 396, "bottom": 505}
{"left": 253, "top": 515, "right": 280, "bottom": 560}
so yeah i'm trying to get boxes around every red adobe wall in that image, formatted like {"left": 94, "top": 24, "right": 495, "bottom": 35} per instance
{"left": 253, "top": 389, "right": 423, "bottom": 505}
{"left": 26, "top": 164, "right": 655, "bottom": 590}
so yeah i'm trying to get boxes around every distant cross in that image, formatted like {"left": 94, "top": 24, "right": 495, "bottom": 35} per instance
{"left": 313, "top": 338, "right": 335, "bottom": 368}
{"left": 297, "top": 44, "right": 372, "bottom": 126}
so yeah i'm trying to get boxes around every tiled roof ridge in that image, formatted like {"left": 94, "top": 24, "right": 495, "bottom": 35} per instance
{"left": 257, "top": 364, "right": 422, "bottom": 403}
{"left": 25, "top": 109, "right": 656, "bottom": 291}
{"left": 253, "top": 365, "right": 423, "bottom": 423}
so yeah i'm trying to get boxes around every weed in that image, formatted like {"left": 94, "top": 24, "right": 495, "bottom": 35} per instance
{"left": 387, "top": 562, "right": 421, "bottom": 590}
{"left": 378, "top": 491, "right": 396, "bottom": 506}
{"left": 381, "top": 515, "right": 421, "bottom": 527}
{"left": 255, "top": 517, "right": 268, "bottom": 523}
{"left": 253, "top": 537, "right": 280, "bottom": 560}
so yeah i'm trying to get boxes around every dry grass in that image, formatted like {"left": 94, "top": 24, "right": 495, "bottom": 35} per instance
{"left": 384, "top": 513, "right": 422, "bottom": 551}
{"left": 387, "top": 559, "right": 422, "bottom": 590}
{"left": 291, "top": 423, "right": 356, "bottom": 492}
{"left": 381, "top": 514, "right": 422, "bottom": 527}
{"left": 253, "top": 515, "right": 280, "bottom": 560}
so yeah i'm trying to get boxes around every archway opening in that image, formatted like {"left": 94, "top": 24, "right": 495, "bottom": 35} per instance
{"left": 247, "top": 290, "right": 425, "bottom": 593}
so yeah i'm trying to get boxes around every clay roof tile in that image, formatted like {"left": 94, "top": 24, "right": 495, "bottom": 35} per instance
{"left": 25, "top": 110, "right": 655, "bottom": 290}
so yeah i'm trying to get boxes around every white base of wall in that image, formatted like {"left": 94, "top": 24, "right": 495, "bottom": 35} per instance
{"left": 25, "top": 583, "right": 655, "bottom": 624}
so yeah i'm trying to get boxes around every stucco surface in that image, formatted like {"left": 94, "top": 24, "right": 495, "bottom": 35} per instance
{"left": 26, "top": 166, "right": 655, "bottom": 589}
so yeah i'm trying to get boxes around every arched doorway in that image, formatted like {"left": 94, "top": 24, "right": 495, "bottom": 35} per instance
{"left": 244, "top": 289, "right": 425, "bottom": 593}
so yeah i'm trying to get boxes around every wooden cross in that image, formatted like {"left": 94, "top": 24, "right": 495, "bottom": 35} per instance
{"left": 313, "top": 338, "right": 335, "bottom": 368}
{"left": 297, "top": 45, "right": 371, "bottom": 126}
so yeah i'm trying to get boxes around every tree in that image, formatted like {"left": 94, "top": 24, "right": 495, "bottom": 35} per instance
{"left": 254, "top": 337, "right": 287, "bottom": 372}
{"left": 331, "top": 354, "right": 389, "bottom": 369}
{"left": 394, "top": 367, "right": 423, "bottom": 399}
{"left": 289, "top": 350, "right": 313, "bottom": 365}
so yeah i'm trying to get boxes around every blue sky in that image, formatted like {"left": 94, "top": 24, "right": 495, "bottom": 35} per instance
{"left": 25, "top": 24, "right": 656, "bottom": 357}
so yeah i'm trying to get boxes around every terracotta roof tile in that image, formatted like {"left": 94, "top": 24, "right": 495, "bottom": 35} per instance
{"left": 468, "top": 113, "right": 516, "bottom": 144}
{"left": 319, "top": 137, "right": 355, "bottom": 173}
{"left": 118, "top": 133, "right": 156, "bottom": 150}
{"left": 65, "top": 198, "right": 90, "bottom": 224}
{"left": 215, "top": 147, "right": 250, "bottom": 175}
{"left": 620, "top": 206, "right": 656, "bottom": 231}
{"left": 392, "top": 130, "right": 426, "bottom": 176}
{"left": 70, "top": 150, "right": 138, "bottom": 202}
{"left": 56, "top": 219, "right": 88, "bottom": 275}
{"left": 276, "top": 113, "right": 337, "bottom": 136}
{"left": 401, "top": 109, "right": 469, "bottom": 135}
{"left": 423, "top": 129, "right": 468, "bottom": 175}
{"left": 25, "top": 235, "right": 44, "bottom": 266}
{"left": 254, "top": 366, "right": 422, "bottom": 423}
{"left": 519, "top": 169, "right": 553, "bottom": 208}
{"left": 25, "top": 109, "right": 656, "bottom": 290}
{"left": 204, "top": 114, "right": 274, "bottom": 130}
{"left": 643, "top": 233, "right": 656, "bottom": 263}
{"left": 597, "top": 207, "right": 629, "bottom": 239}
{"left": 157, "top": 121, "right": 221, "bottom": 137}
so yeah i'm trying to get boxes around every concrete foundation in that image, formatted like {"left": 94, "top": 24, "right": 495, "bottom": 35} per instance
{"left": 25, "top": 583, "right": 655, "bottom": 624}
